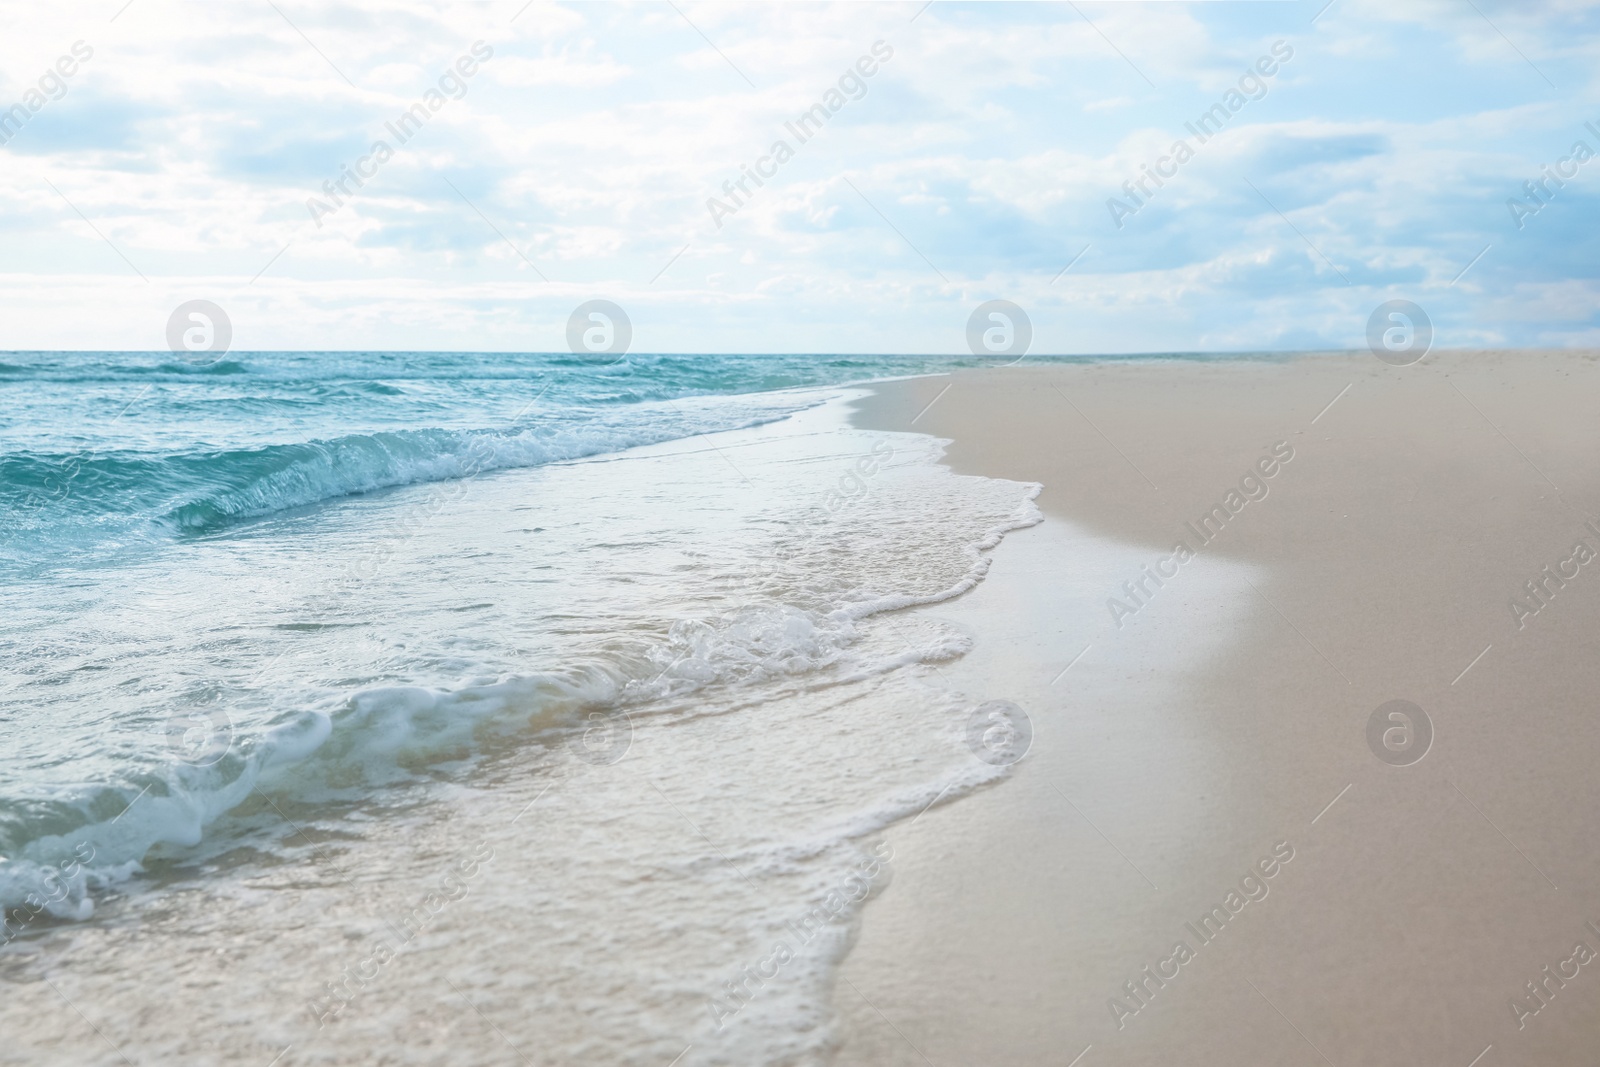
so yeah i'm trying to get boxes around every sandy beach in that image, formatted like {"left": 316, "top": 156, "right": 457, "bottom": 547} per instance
{"left": 834, "top": 351, "right": 1600, "bottom": 1067}
{"left": 9, "top": 2, "right": 1600, "bottom": 1064}
{"left": 7, "top": 350, "right": 1600, "bottom": 1067}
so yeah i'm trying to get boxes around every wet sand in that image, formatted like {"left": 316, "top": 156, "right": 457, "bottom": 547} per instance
{"left": 835, "top": 351, "right": 1600, "bottom": 1067}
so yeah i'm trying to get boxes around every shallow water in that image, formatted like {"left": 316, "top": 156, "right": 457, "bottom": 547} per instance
{"left": 1, "top": 352, "right": 1041, "bottom": 1065}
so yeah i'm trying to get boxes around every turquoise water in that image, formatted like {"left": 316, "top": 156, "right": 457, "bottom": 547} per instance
{"left": 1, "top": 351, "right": 1059, "bottom": 1064}
{"left": 1, "top": 351, "right": 1009, "bottom": 572}
{"left": 0, "top": 350, "right": 1030, "bottom": 917}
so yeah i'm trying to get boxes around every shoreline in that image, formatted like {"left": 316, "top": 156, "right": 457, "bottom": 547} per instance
{"left": 0, "top": 387, "right": 1046, "bottom": 1067}
{"left": 834, "top": 352, "right": 1600, "bottom": 1066}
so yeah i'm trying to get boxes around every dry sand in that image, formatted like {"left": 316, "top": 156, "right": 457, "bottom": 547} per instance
{"left": 833, "top": 351, "right": 1600, "bottom": 1067}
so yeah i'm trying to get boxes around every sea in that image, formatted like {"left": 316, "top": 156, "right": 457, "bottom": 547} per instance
{"left": 0, "top": 349, "right": 1052, "bottom": 1066}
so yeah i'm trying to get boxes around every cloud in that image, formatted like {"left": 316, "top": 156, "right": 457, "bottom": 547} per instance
{"left": 0, "top": 0, "right": 1598, "bottom": 352}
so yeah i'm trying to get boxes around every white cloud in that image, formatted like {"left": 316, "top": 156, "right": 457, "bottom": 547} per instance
{"left": 0, "top": 0, "right": 1597, "bottom": 352}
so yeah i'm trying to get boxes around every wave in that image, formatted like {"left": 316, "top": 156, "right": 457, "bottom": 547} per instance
{"left": 0, "top": 482, "right": 1042, "bottom": 924}
{"left": 0, "top": 351, "right": 975, "bottom": 387}
{"left": 0, "top": 395, "right": 821, "bottom": 544}
{"left": 146, "top": 359, "right": 252, "bottom": 375}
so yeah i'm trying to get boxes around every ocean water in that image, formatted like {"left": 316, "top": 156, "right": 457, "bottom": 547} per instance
{"left": 0, "top": 350, "right": 1040, "bottom": 1065}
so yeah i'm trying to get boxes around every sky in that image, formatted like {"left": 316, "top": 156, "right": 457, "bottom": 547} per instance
{"left": 1, "top": 0, "right": 1598, "bottom": 354}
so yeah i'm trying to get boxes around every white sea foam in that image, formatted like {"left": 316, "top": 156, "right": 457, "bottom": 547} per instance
{"left": 2, "top": 390, "right": 1042, "bottom": 1067}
